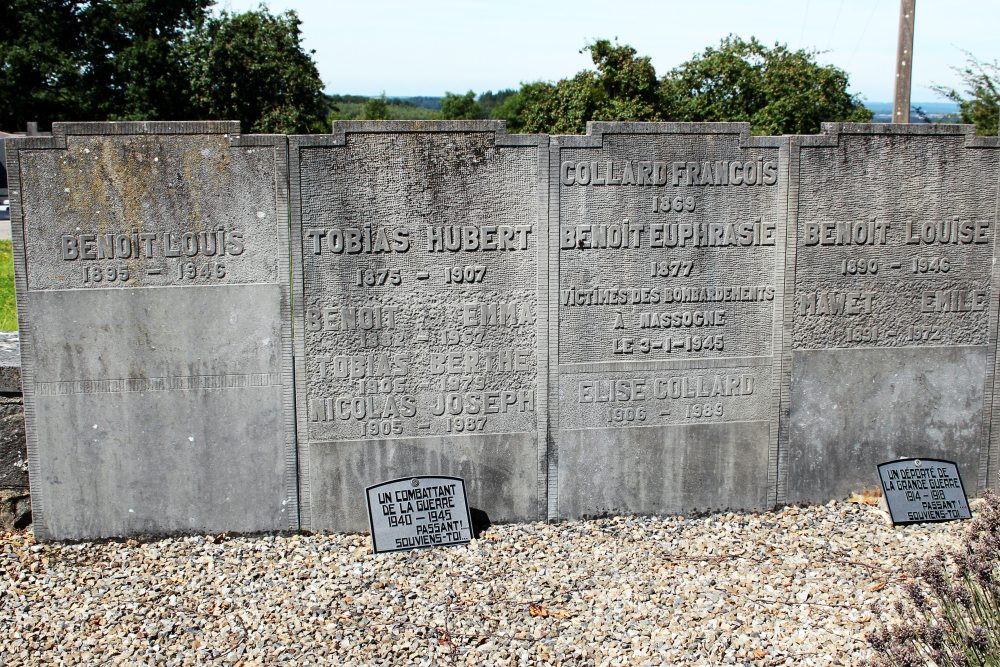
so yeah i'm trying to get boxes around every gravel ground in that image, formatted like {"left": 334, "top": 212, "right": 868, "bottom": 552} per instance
{"left": 0, "top": 500, "right": 963, "bottom": 666}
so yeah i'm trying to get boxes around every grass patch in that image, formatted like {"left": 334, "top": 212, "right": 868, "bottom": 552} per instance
{"left": 0, "top": 240, "right": 17, "bottom": 331}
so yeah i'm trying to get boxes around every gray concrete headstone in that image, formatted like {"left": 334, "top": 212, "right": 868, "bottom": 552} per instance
{"left": 290, "top": 122, "right": 548, "bottom": 532}
{"left": 781, "top": 124, "right": 1000, "bottom": 504}
{"left": 550, "top": 123, "right": 787, "bottom": 518}
{"left": 7, "top": 122, "right": 297, "bottom": 540}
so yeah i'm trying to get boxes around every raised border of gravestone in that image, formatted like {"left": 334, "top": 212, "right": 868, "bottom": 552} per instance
{"left": 366, "top": 475, "right": 474, "bottom": 554}
{"left": 6, "top": 121, "right": 298, "bottom": 539}
{"left": 778, "top": 124, "right": 1000, "bottom": 507}
{"left": 549, "top": 122, "right": 788, "bottom": 519}
{"left": 877, "top": 458, "right": 971, "bottom": 525}
{"left": 289, "top": 121, "right": 549, "bottom": 532}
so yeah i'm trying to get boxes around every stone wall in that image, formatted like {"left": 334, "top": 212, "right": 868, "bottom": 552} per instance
{"left": 0, "top": 332, "right": 29, "bottom": 530}
{"left": 5, "top": 121, "right": 999, "bottom": 540}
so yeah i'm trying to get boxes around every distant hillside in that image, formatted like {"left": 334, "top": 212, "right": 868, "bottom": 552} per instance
{"left": 864, "top": 101, "right": 961, "bottom": 124}
{"left": 327, "top": 95, "right": 441, "bottom": 121}
{"left": 326, "top": 96, "right": 965, "bottom": 125}
{"left": 864, "top": 101, "right": 959, "bottom": 115}
{"left": 391, "top": 97, "right": 443, "bottom": 110}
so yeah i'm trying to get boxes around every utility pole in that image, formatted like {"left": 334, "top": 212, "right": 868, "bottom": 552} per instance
{"left": 892, "top": 0, "right": 916, "bottom": 123}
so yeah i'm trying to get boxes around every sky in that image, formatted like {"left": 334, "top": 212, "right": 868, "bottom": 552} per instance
{"left": 217, "top": 0, "right": 999, "bottom": 103}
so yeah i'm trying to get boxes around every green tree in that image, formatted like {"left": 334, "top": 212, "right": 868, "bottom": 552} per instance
{"left": 659, "top": 36, "right": 872, "bottom": 134}
{"left": 587, "top": 39, "right": 661, "bottom": 122}
{"left": 362, "top": 94, "right": 389, "bottom": 120}
{"left": 0, "top": 0, "right": 212, "bottom": 130}
{"left": 0, "top": 2, "right": 326, "bottom": 133}
{"left": 440, "top": 90, "right": 481, "bottom": 120}
{"left": 502, "top": 36, "right": 870, "bottom": 135}
{"left": 933, "top": 52, "right": 999, "bottom": 136}
{"left": 499, "top": 39, "right": 662, "bottom": 134}
{"left": 494, "top": 81, "right": 568, "bottom": 134}
{"left": 491, "top": 84, "right": 535, "bottom": 126}
{"left": 0, "top": 0, "right": 87, "bottom": 130}
{"left": 478, "top": 89, "right": 516, "bottom": 117}
{"left": 185, "top": 8, "right": 326, "bottom": 133}
{"left": 80, "top": 0, "right": 211, "bottom": 121}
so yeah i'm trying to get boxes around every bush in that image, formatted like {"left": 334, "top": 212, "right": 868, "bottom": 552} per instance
{"left": 867, "top": 490, "right": 1000, "bottom": 666}
{"left": 932, "top": 52, "right": 1000, "bottom": 137}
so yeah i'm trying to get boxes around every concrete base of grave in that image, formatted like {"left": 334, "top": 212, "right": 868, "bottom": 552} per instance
{"left": 0, "top": 488, "right": 30, "bottom": 530}
{"left": 0, "top": 332, "right": 28, "bottom": 531}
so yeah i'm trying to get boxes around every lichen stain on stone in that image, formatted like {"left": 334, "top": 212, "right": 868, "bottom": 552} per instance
{"left": 179, "top": 138, "right": 231, "bottom": 228}
{"left": 57, "top": 139, "right": 110, "bottom": 227}
{"left": 213, "top": 146, "right": 232, "bottom": 175}
{"left": 180, "top": 145, "right": 205, "bottom": 229}
{"left": 101, "top": 136, "right": 162, "bottom": 232}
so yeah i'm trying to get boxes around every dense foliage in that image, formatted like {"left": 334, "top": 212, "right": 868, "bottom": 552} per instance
{"left": 659, "top": 37, "right": 873, "bottom": 135}
{"left": 933, "top": 52, "right": 1000, "bottom": 136}
{"left": 184, "top": 8, "right": 327, "bottom": 134}
{"left": 492, "top": 41, "right": 662, "bottom": 134}
{"left": 0, "top": 0, "right": 326, "bottom": 133}
{"left": 495, "top": 37, "right": 872, "bottom": 134}
{"left": 0, "top": 0, "right": 208, "bottom": 128}
{"left": 326, "top": 38, "right": 876, "bottom": 133}
{"left": 476, "top": 89, "right": 516, "bottom": 117}
{"left": 440, "top": 91, "right": 481, "bottom": 120}
{"left": 80, "top": 0, "right": 209, "bottom": 122}
{"left": 361, "top": 95, "right": 389, "bottom": 120}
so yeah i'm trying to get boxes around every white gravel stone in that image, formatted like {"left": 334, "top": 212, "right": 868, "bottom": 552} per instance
{"left": 0, "top": 501, "right": 960, "bottom": 665}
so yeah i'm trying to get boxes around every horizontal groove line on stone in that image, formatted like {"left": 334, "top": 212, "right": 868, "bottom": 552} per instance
{"left": 34, "top": 373, "right": 283, "bottom": 396}
{"left": 559, "top": 356, "right": 773, "bottom": 372}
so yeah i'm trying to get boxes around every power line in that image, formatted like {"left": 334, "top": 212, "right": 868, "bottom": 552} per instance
{"left": 848, "top": 0, "right": 881, "bottom": 69}
{"left": 828, "top": 0, "right": 846, "bottom": 51}
{"left": 799, "top": 0, "right": 811, "bottom": 49}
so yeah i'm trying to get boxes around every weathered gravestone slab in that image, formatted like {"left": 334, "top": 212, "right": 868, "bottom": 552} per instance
{"left": 877, "top": 458, "right": 971, "bottom": 525}
{"left": 550, "top": 123, "right": 787, "bottom": 518}
{"left": 366, "top": 475, "right": 473, "bottom": 553}
{"left": 7, "top": 122, "right": 296, "bottom": 540}
{"left": 290, "top": 122, "right": 548, "bottom": 532}
{"left": 781, "top": 125, "right": 1000, "bottom": 504}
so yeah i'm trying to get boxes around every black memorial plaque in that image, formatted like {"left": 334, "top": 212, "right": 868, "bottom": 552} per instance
{"left": 877, "top": 458, "right": 971, "bottom": 525}
{"left": 366, "top": 475, "right": 474, "bottom": 553}
{"left": 550, "top": 123, "right": 787, "bottom": 518}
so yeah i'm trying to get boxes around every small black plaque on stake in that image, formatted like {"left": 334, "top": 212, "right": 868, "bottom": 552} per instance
{"left": 366, "top": 476, "right": 474, "bottom": 554}
{"left": 877, "top": 458, "right": 972, "bottom": 526}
